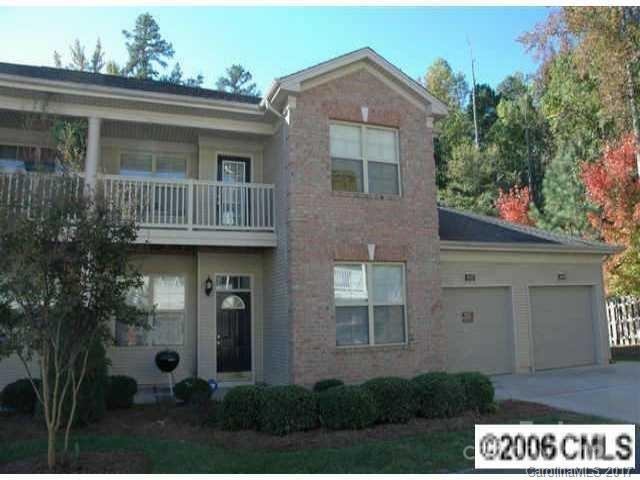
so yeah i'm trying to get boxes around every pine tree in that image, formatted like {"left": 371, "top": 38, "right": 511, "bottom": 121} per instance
{"left": 216, "top": 64, "right": 259, "bottom": 96}
{"left": 68, "top": 39, "right": 88, "bottom": 71}
{"left": 122, "top": 13, "right": 175, "bottom": 79}
{"left": 105, "top": 60, "right": 122, "bottom": 76}
{"left": 531, "top": 142, "right": 594, "bottom": 237}
{"left": 90, "top": 38, "right": 105, "bottom": 73}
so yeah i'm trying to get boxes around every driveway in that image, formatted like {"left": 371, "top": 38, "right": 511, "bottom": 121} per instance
{"left": 492, "top": 362, "right": 640, "bottom": 424}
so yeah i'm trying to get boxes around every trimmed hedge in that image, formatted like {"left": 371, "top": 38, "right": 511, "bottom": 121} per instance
{"left": 221, "top": 385, "right": 264, "bottom": 431}
{"left": 455, "top": 372, "right": 494, "bottom": 413}
{"left": 312, "top": 378, "right": 344, "bottom": 393}
{"left": 106, "top": 375, "right": 138, "bottom": 410}
{"left": 174, "top": 377, "right": 211, "bottom": 405}
{"left": 258, "top": 385, "right": 317, "bottom": 436}
{"left": 317, "top": 385, "right": 377, "bottom": 430}
{"left": 362, "top": 376, "right": 416, "bottom": 424}
{"left": 412, "top": 372, "right": 465, "bottom": 418}
{"left": 1, "top": 378, "right": 40, "bottom": 414}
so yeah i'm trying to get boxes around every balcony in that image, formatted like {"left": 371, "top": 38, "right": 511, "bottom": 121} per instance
{"left": 0, "top": 172, "right": 277, "bottom": 247}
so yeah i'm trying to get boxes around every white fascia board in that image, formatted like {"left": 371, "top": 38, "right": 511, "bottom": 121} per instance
{"left": 0, "top": 74, "right": 265, "bottom": 116}
{"left": 439, "top": 240, "right": 621, "bottom": 255}
{"left": 266, "top": 48, "right": 448, "bottom": 117}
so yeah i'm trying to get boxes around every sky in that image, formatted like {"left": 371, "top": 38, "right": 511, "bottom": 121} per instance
{"left": 0, "top": 6, "right": 553, "bottom": 94}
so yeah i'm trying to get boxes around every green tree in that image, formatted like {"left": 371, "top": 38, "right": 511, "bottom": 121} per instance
{"left": 439, "top": 142, "right": 500, "bottom": 215}
{"left": 161, "top": 62, "right": 204, "bottom": 87}
{"left": 496, "top": 72, "right": 528, "bottom": 101}
{"left": 424, "top": 57, "right": 468, "bottom": 109}
{"left": 467, "top": 84, "right": 500, "bottom": 146}
{"left": 216, "top": 64, "right": 259, "bottom": 96}
{"left": 52, "top": 38, "right": 107, "bottom": 73}
{"left": 90, "top": 38, "right": 105, "bottom": 73}
{"left": 122, "top": 12, "right": 175, "bottom": 79}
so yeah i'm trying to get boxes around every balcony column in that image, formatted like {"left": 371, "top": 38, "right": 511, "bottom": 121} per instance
{"left": 84, "top": 116, "right": 101, "bottom": 195}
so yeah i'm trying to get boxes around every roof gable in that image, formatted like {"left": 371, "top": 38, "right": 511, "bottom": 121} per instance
{"left": 265, "top": 48, "right": 448, "bottom": 117}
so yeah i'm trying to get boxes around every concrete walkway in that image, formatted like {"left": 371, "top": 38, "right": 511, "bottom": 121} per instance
{"left": 492, "top": 362, "right": 640, "bottom": 424}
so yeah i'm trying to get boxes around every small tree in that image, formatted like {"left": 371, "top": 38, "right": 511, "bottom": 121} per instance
{"left": 496, "top": 185, "right": 535, "bottom": 226}
{"left": 0, "top": 168, "right": 145, "bottom": 469}
{"left": 216, "top": 64, "right": 259, "bottom": 96}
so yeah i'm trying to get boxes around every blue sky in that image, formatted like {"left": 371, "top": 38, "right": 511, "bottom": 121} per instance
{"left": 0, "top": 6, "right": 552, "bottom": 94}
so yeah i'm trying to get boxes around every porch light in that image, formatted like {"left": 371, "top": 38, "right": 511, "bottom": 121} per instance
{"left": 205, "top": 276, "right": 213, "bottom": 296}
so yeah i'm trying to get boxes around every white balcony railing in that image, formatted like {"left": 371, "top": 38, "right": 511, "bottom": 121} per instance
{"left": 0, "top": 172, "right": 276, "bottom": 233}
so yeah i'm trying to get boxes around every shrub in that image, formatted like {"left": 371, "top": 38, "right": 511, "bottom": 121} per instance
{"left": 258, "top": 385, "right": 317, "bottom": 436}
{"left": 455, "top": 372, "right": 495, "bottom": 413}
{"left": 221, "top": 385, "right": 264, "bottom": 430}
{"left": 1, "top": 378, "right": 40, "bottom": 414}
{"left": 174, "top": 377, "right": 211, "bottom": 404}
{"left": 313, "top": 378, "right": 344, "bottom": 393}
{"left": 362, "top": 376, "right": 416, "bottom": 424}
{"left": 412, "top": 372, "right": 465, "bottom": 418}
{"left": 106, "top": 375, "right": 138, "bottom": 410}
{"left": 203, "top": 398, "right": 224, "bottom": 427}
{"left": 317, "top": 385, "right": 378, "bottom": 430}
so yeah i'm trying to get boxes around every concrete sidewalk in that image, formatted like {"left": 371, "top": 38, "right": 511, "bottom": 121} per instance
{"left": 492, "top": 362, "right": 640, "bottom": 424}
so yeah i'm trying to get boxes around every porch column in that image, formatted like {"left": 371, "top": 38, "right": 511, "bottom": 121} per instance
{"left": 84, "top": 116, "right": 101, "bottom": 194}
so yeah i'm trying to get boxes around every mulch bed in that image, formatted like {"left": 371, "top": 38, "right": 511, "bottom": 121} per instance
{"left": 0, "top": 452, "right": 151, "bottom": 474}
{"left": 0, "top": 399, "right": 557, "bottom": 453}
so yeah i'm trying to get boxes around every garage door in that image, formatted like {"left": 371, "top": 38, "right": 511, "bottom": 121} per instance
{"left": 443, "top": 287, "right": 513, "bottom": 375}
{"left": 530, "top": 286, "right": 596, "bottom": 370}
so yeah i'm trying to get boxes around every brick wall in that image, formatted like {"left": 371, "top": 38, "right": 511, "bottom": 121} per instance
{"left": 285, "top": 67, "right": 445, "bottom": 385}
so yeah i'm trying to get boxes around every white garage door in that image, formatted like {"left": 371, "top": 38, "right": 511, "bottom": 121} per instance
{"left": 530, "top": 286, "right": 596, "bottom": 370}
{"left": 443, "top": 287, "right": 513, "bottom": 375}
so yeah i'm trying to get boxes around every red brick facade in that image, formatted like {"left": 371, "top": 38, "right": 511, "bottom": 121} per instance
{"left": 285, "top": 67, "right": 445, "bottom": 385}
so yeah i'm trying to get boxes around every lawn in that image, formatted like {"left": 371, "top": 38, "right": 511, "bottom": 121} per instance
{"left": 0, "top": 401, "right": 613, "bottom": 474}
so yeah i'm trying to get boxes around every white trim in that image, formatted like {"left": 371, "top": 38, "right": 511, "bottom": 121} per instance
{"left": 264, "top": 48, "right": 448, "bottom": 117}
{"left": 0, "top": 73, "right": 263, "bottom": 115}
{"left": 440, "top": 240, "right": 617, "bottom": 255}
{"left": 330, "top": 120, "right": 401, "bottom": 196}
{"left": 334, "top": 261, "right": 408, "bottom": 347}
{"left": 214, "top": 273, "right": 255, "bottom": 383}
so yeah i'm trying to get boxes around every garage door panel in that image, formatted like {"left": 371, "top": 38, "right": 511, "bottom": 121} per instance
{"left": 531, "top": 286, "right": 595, "bottom": 370}
{"left": 444, "top": 287, "right": 513, "bottom": 375}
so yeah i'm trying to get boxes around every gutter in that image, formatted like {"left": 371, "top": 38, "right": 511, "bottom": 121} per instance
{"left": 0, "top": 74, "right": 266, "bottom": 116}
{"left": 439, "top": 240, "right": 622, "bottom": 255}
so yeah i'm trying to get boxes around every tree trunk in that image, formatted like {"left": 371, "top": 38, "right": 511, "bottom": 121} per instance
{"left": 47, "top": 428, "right": 56, "bottom": 470}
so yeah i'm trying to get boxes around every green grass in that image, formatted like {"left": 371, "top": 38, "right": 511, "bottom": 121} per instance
{"left": 0, "top": 412, "right": 613, "bottom": 473}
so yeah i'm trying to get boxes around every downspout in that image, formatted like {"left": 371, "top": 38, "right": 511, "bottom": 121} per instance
{"left": 263, "top": 97, "right": 286, "bottom": 121}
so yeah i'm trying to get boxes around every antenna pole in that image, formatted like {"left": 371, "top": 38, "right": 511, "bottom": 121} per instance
{"left": 468, "top": 36, "right": 480, "bottom": 150}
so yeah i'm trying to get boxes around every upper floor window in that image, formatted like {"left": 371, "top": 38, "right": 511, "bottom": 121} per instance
{"left": 120, "top": 151, "right": 187, "bottom": 179}
{"left": 330, "top": 122, "right": 400, "bottom": 195}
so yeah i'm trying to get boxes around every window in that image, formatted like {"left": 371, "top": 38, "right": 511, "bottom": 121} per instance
{"left": 0, "top": 144, "right": 58, "bottom": 173}
{"left": 334, "top": 263, "right": 406, "bottom": 346}
{"left": 120, "top": 151, "right": 187, "bottom": 179}
{"left": 330, "top": 123, "right": 400, "bottom": 195}
{"left": 116, "top": 275, "right": 186, "bottom": 347}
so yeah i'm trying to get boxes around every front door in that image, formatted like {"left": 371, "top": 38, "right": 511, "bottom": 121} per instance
{"left": 217, "top": 155, "right": 251, "bottom": 227}
{"left": 216, "top": 291, "right": 251, "bottom": 373}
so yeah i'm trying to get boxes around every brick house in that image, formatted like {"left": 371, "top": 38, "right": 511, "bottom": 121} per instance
{"left": 0, "top": 48, "right": 616, "bottom": 391}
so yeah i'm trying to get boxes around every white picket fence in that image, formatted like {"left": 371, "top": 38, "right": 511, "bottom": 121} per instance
{"left": 606, "top": 296, "right": 640, "bottom": 347}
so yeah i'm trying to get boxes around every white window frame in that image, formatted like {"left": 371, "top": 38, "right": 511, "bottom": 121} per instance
{"left": 115, "top": 273, "right": 187, "bottom": 348}
{"left": 334, "top": 262, "right": 408, "bottom": 347}
{"left": 119, "top": 150, "right": 188, "bottom": 179}
{"left": 330, "top": 121, "right": 402, "bottom": 196}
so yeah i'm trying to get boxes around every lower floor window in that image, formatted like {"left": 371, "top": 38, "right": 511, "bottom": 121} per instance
{"left": 115, "top": 275, "right": 186, "bottom": 347}
{"left": 334, "top": 262, "right": 406, "bottom": 346}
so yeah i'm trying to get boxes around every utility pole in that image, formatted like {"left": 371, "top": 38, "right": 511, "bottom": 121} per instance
{"left": 468, "top": 36, "right": 480, "bottom": 150}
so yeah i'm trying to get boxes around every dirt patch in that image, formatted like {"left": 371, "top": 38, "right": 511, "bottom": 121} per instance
{"left": 0, "top": 452, "right": 151, "bottom": 474}
{"left": 0, "top": 400, "right": 556, "bottom": 452}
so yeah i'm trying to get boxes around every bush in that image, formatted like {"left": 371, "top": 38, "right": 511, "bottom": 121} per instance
{"left": 203, "top": 398, "right": 224, "bottom": 427}
{"left": 313, "top": 378, "right": 344, "bottom": 393}
{"left": 317, "top": 385, "right": 377, "bottom": 430}
{"left": 106, "top": 375, "right": 138, "bottom": 410}
{"left": 221, "top": 385, "right": 264, "bottom": 431}
{"left": 1, "top": 378, "right": 40, "bottom": 414}
{"left": 174, "top": 377, "right": 211, "bottom": 405}
{"left": 362, "top": 376, "right": 416, "bottom": 424}
{"left": 258, "top": 385, "right": 317, "bottom": 436}
{"left": 455, "top": 372, "right": 495, "bottom": 413}
{"left": 412, "top": 372, "right": 465, "bottom": 418}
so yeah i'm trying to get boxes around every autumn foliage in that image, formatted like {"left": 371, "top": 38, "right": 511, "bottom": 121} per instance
{"left": 581, "top": 134, "right": 640, "bottom": 294}
{"left": 496, "top": 185, "right": 535, "bottom": 226}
